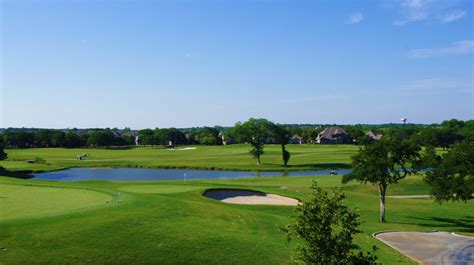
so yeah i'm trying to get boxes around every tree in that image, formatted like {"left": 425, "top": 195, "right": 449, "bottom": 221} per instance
{"left": 234, "top": 118, "right": 272, "bottom": 165}
{"left": 64, "top": 132, "right": 85, "bottom": 148}
{"left": 283, "top": 182, "right": 378, "bottom": 264}
{"left": 0, "top": 138, "right": 7, "bottom": 160}
{"left": 436, "top": 128, "right": 463, "bottom": 149}
{"left": 87, "top": 130, "right": 115, "bottom": 148}
{"left": 51, "top": 131, "right": 66, "bottom": 147}
{"left": 139, "top": 129, "right": 155, "bottom": 147}
{"left": 272, "top": 124, "right": 291, "bottom": 166}
{"left": 423, "top": 141, "right": 473, "bottom": 202}
{"left": 342, "top": 139, "right": 421, "bottom": 222}
{"left": 301, "top": 128, "right": 319, "bottom": 144}
{"left": 344, "top": 125, "right": 365, "bottom": 144}
{"left": 198, "top": 127, "right": 221, "bottom": 145}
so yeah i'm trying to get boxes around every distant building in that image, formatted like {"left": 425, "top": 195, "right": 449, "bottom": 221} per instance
{"left": 366, "top": 131, "right": 383, "bottom": 141}
{"left": 316, "top": 126, "right": 351, "bottom": 144}
{"left": 289, "top": 134, "right": 303, "bottom": 144}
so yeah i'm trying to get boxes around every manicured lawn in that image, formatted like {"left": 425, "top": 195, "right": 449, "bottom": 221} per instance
{"left": 0, "top": 183, "right": 112, "bottom": 221}
{"left": 1, "top": 173, "right": 472, "bottom": 264}
{"left": 0, "top": 144, "right": 358, "bottom": 172}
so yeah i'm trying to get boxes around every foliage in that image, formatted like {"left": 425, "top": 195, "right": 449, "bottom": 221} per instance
{"left": 283, "top": 182, "right": 378, "bottom": 265}
{"left": 87, "top": 130, "right": 116, "bottom": 147}
{"left": 0, "top": 138, "right": 7, "bottom": 160}
{"left": 301, "top": 128, "right": 320, "bottom": 144}
{"left": 197, "top": 127, "right": 221, "bottom": 145}
{"left": 342, "top": 138, "right": 421, "bottom": 222}
{"left": 423, "top": 140, "right": 474, "bottom": 202}
{"left": 344, "top": 125, "right": 366, "bottom": 144}
{"left": 234, "top": 118, "right": 273, "bottom": 165}
{"left": 34, "top": 157, "right": 47, "bottom": 164}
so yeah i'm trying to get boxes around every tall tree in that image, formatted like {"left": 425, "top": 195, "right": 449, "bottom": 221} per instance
{"left": 342, "top": 139, "right": 421, "bottom": 222}
{"left": 0, "top": 138, "right": 7, "bottom": 160}
{"left": 234, "top": 118, "right": 272, "bottom": 165}
{"left": 283, "top": 182, "right": 378, "bottom": 264}
{"left": 272, "top": 124, "right": 291, "bottom": 166}
{"left": 423, "top": 140, "right": 473, "bottom": 202}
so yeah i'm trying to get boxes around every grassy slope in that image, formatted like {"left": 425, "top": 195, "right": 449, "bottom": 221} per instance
{"left": 0, "top": 144, "right": 357, "bottom": 172}
{"left": 1, "top": 174, "right": 472, "bottom": 264}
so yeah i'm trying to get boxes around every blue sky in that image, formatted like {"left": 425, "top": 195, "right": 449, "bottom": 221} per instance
{"left": 1, "top": 0, "right": 473, "bottom": 129}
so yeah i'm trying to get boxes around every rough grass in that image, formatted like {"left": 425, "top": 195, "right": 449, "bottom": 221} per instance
{"left": 0, "top": 174, "right": 472, "bottom": 264}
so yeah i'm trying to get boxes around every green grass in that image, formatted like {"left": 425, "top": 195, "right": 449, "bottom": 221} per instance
{"left": 0, "top": 183, "right": 113, "bottom": 221}
{"left": 0, "top": 144, "right": 358, "bottom": 172}
{"left": 0, "top": 173, "right": 472, "bottom": 264}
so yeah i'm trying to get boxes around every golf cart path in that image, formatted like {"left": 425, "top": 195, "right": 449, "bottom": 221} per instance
{"left": 375, "top": 231, "right": 474, "bottom": 265}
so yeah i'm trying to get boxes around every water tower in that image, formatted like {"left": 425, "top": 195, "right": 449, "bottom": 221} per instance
{"left": 400, "top": 118, "right": 407, "bottom": 125}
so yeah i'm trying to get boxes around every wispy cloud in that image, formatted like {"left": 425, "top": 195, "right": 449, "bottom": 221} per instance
{"left": 408, "top": 40, "right": 474, "bottom": 58}
{"left": 346, "top": 13, "right": 364, "bottom": 24}
{"left": 392, "top": 0, "right": 466, "bottom": 26}
{"left": 401, "top": 78, "right": 474, "bottom": 95}
{"left": 439, "top": 10, "right": 466, "bottom": 23}
{"left": 393, "top": 0, "right": 430, "bottom": 26}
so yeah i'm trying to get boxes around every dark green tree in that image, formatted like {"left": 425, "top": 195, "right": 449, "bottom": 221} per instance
{"left": 0, "top": 138, "right": 7, "bottom": 160}
{"left": 198, "top": 127, "right": 220, "bottom": 145}
{"left": 272, "top": 124, "right": 291, "bottom": 166}
{"left": 139, "top": 129, "right": 155, "bottom": 147}
{"left": 283, "top": 182, "right": 378, "bottom": 264}
{"left": 51, "top": 131, "right": 66, "bottom": 147}
{"left": 87, "top": 130, "right": 115, "bottom": 148}
{"left": 64, "top": 132, "right": 85, "bottom": 148}
{"left": 234, "top": 118, "right": 272, "bottom": 165}
{"left": 342, "top": 139, "right": 421, "bottom": 222}
{"left": 423, "top": 141, "right": 473, "bottom": 202}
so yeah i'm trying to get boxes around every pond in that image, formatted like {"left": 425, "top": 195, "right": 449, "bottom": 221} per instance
{"left": 32, "top": 168, "right": 352, "bottom": 182}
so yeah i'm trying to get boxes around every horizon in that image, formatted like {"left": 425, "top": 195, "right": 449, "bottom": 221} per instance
{"left": 2, "top": 0, "right": 473, "bottom": 128}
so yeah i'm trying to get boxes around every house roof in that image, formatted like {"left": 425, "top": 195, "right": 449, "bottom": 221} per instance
{"left": 291, "top": 134, "right": 302, "bottom": 140}
{"left": 366, "top": 131, "right": 383, "bottom": 140}
{"left": 317, "top": 126, "right": 348, "bottom": 140}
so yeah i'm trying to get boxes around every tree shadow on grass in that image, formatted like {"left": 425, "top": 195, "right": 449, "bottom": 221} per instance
{"left": 0, "top": 169, "right": 33, "bottom": 179}
{"left": 262, "top": 163, "right": 351, "bottom": 170}
{"left": 391, "top": 216, "right": 474, "bottom": 233}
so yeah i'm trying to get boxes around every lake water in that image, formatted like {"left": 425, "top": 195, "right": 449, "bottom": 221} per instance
{"left": 32, "top": 168, "right": 352, "bottom": 182}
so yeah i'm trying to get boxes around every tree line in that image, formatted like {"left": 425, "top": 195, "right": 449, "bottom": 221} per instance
{"left": 2, "top": 119, "right": 471, "bottom": 149}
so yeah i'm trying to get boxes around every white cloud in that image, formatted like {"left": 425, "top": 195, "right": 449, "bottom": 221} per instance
{"left": 392, "top": 0, "right": 430, "bottom": 26}
{"left": 408, "top": 40, "right": 474, "bottom": 58}
{"left": 401, "top": 78, "right": 473, "bottom": 95}
{"left": 346, "top": 13, "right": 364, "bottom": 24}
{"left": 439, "top": 10, "right": 466, "bottom": 23}
{"left": 392, "top": 0, "right": 466, "bottom": 26}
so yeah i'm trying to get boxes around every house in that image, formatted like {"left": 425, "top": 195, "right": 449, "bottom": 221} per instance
{"left": 366, "top": 131, "right": 383, "bottom": 140}
{"left": 316, "top": 126, "right": 351, "bottom": 144}
{"left": 289, "top": 134, "right": 303, "bottom": 144}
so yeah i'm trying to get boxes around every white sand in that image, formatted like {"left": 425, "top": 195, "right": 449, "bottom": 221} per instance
{"left": 204, "top": 189, "right": 299, "bottom": 206}
{"left": 166, "top": 147, "right": 197, "bottom": 151}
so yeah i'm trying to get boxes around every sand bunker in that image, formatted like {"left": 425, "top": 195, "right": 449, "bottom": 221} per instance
{"left": 166, "top": 147, "right": 196, "bottom": 151}
{"left": 204, "top": 189, "right": 299, "bottom": 206}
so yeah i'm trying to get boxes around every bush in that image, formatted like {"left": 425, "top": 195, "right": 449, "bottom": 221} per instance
{"left": 283, "top": 182, "right": 378, "bottom": 264}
